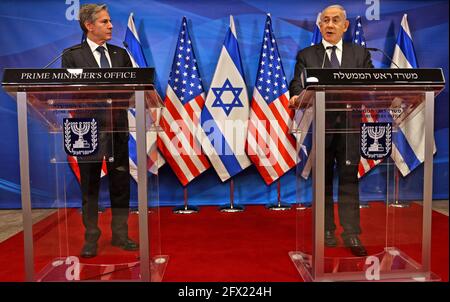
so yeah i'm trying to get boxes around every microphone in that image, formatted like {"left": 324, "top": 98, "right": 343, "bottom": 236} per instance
{"left": 321, "top": 46, "right": 333, "bottom": 68}
{"left": 366, "top": 47, "right": 400, "bottom": 68}
{"left": 43, "top": 44, "right": 83, "bottom": 69}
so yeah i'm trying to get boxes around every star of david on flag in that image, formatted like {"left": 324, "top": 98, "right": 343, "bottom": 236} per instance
{"left": 211, "top": 78, "right": 244, "bottom": 116}
{"left": 200, "top": 15, "right": 251, "bottom": 182}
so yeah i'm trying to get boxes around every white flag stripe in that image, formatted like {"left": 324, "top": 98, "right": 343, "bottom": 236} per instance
{"left": 248, "top": 118, "right": 291, "bottom": 172}
{"left": 160, "top": 109, "right": 208, "bottom": 171}
{"left": 165, "top": 87, "right": 206, "bottom": 154}
{"left": 272, "top": 95, "right": 293, "bottom": 126}
{"left": 391, "top": 45, "right": 413, "bottom": 69}
{"left": 246, "top": 130, "right": 279, "bottom": 177}
{"left": 252, "top": 90, "right": 297, "bottom": 158}
{"left": 159, "top": 131, "right": 196, "bottom": 182}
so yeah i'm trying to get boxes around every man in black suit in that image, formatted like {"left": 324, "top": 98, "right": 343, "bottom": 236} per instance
{"left": 289, "top": 5, "right": 373, "bottom": 257}
{"left": 62, "top": 3, "right": 138, "bottom": 258}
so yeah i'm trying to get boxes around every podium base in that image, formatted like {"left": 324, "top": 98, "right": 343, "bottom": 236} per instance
{"left": 295, "top": 204, "right": 312, "bottom": 211}
{"left": 389, "top": 201, "right": 410, "bottom": 208}
{"left": 289, "top": 247, "right": 441, "bottom": 282}
{"left": 219, "top": 204, "right": 244, "bottom": 212}
{"left": 173, "top": 205, "right": 199, "bottom": 214}
{"left": 266, "top": 203, "right": 291, "bottom": 211}
{"left": 36, "top": 255, "right": 169, "bottom": 282}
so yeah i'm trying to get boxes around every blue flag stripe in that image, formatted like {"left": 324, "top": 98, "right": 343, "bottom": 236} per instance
{"left": 397, "top": 28, "right": 418, "bottom": 68}
{"left": 201, "top": 107, "right": 244, "bottom": 177}
{"left": 223, "top": 29, "right": 245, "bottom": 77}
{"left": 124, "top": 27, "right": 148, "bottom": 67}
{"left": 378, "top": 114, "right": 421, "bottom": 171}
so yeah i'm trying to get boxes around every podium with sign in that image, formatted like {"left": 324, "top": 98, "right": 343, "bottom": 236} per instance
{"left": 289, "top": 68, "right": 445, "bottom": 281}
{"left": 2, "top": 68, "right": 166, "bottom": 281}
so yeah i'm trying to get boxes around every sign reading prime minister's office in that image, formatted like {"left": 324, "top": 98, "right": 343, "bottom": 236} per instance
{"left": 1, "top": 68, "right": 155, "bottom": 85}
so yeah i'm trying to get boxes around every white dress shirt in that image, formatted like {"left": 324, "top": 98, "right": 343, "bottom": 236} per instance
{"left": 86, "top": 37, "right": 112, "bottom": 68}
{"left": 322, "top": 39, "right": 343, "bottom": 66}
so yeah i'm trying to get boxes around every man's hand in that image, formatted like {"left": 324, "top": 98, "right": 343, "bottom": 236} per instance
{"left": 288, "top": 95, "right": 300, "bottom": 109}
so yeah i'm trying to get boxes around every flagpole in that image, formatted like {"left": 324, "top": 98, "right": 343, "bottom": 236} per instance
{"left": 266, "top": 179, "right": 291, "bottom": 211}
{"left": 389, "top": 167, "right": 409, "bottom": 208}
{"left": 220, "top": 178, "right": 244, "bottom": 212}
{"left": 173, "top": 187, "right": 199, "bottom": 214}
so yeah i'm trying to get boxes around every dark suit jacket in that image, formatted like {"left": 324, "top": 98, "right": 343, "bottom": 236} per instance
{"left": 61, "top": 41, "right": 133, "bottom": 159}
{"left": 289, "top": 42, "right": 374, "bottom": 97}
{"left": 289, "top": 42, "right": 374, "bottom": 151}
{"left": 61, "top": 41, "right": 132, "bottom": 69}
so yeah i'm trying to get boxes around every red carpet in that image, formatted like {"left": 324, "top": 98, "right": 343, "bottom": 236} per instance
{"left": 0, "top": 203, "right": 447, "bottom": 282}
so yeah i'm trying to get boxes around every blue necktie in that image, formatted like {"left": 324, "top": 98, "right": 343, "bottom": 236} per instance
{"left": 329, "top": 45, "right": 340, "bottom": 68}
{"left": 96, "top": 46, "right": 110, "bottom": 68}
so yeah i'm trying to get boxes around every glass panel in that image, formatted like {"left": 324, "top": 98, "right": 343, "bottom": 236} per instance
{"left": 25, "top": 89, "right": 146, "bottom": 281}
{"left": 291, "top": 87, "right": 435, "bottom": 281}
{"left": 290, "top": 94, "right": 315, "bottom": 281}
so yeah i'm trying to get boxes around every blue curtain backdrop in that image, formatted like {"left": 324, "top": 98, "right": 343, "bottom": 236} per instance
{"left": 0, "top": 0, "right": 448, "bottom": 208}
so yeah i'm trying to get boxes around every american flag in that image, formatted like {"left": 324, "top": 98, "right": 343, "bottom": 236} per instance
{"left": 353, "top": 16, "right": 382, "bottom": 178}
{"left": 246, "top": 14, "right": 297, "bottom": 185}
{"left": 157, "top": 17, "right": 210, "bottom": 186}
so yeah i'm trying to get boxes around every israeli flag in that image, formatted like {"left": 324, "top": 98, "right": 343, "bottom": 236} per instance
{"left": 123, "top": 13, "right": 165, "bottom": 181}
{"left": 311, "top": 12, "right": 322, "bottom": 46}
{"left": 390, "top": 14, "right": 436, "bottom": 176}
{"left": 200, "top": 15, "right": 251, "bottom": 182}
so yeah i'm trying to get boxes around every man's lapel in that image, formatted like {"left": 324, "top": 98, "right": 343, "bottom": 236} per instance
{"left": 80, "top": 42, "right": 99, "bottom": 68}
{"left": 107, "top": 44, "right": 119, "bottom": 67}
{"left": 315, "top": 44, "right": 331, "bottom": 68}
{"left": 340, "top": 43, "right": 352, "bottom": 68}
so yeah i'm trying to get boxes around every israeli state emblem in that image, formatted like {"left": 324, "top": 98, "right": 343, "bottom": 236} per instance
{"left": 360, "top": 122, "right": 392, "bottom": 160}
{"left": 63, "top": 118, "right": 98, "bottom": 156}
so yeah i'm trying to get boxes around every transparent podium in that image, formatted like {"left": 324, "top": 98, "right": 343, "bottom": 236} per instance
{"left": 2, "top": 68, "right": 167, "bottom": 281}
{"left": 289, "top": 68, "right": 445, "bottom": 281}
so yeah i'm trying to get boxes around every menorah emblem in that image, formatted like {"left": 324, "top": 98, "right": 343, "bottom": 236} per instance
{"left": 360, "top": 122, "right": 392, "bottom": 160}
{"left": 367, "top": 126, "right": 385, "bottom": 152}
{"left": 71, "top": 121, "right": 91, "bottom": 149}
{"left": 63, "top": 118, "right": 98, "bottom": 156}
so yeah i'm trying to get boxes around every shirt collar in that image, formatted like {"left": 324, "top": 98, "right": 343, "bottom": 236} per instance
{"left": 321, "top": 39, "right": 343, "bottom": 51}
{"left": 86, "top": 37, "right": 108, "bottom": 54}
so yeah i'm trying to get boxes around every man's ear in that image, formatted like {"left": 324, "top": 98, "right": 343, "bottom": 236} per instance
{"left": 343, "top": 20, "right": 350, "bottom": 32}
{"left": 84, "top": 21, "right": 93, "bottom": 33}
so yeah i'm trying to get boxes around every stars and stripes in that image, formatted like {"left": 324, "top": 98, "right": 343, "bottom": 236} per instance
{"left": 246, "top": 14, "right": 296, "bottom": 185}
{"left": 352, "top": 16, "right": 383, "bottom": 179}
{"left": 157, "top": 17, "right": 210, "bottom": 186}
{"left": 352, "top": 16, "right": 366, "bottom": 47}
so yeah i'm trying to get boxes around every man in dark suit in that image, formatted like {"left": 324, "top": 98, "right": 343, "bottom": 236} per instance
{"left": 62, "top": 3, "right": 138, "bottom": 258}
{"left": 289, "top": 5, "right": 373, "bottom": 257}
